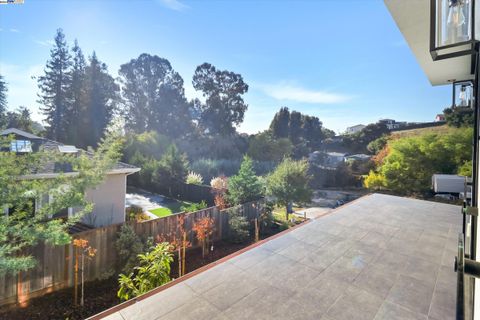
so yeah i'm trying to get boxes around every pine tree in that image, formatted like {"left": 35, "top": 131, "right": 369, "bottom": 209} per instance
{"left": 81, "top": 52, "right": 119, "bottom": 148}
{"left": 227, "top": 155, "right": 263, "bottom": 205}
{"left": 269, "top": 107, "right": 290, "bottom": 139}
{"left": 38, "top": 29, "right": 72, "bottom": 141}
{"left": 0, "top": 74, "right": 7, "bottom": 129}
{"left": 67, "top": 39, "right": 87, "bottom": 145}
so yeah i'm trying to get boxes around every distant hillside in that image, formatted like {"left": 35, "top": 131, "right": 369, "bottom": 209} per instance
{"left": 390, "top": 125, "right": 450, "bottom": 139}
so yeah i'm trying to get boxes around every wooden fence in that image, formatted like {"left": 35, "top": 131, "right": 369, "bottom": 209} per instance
{"left": 0, "top": 200, "right": 264, "bottom": 307}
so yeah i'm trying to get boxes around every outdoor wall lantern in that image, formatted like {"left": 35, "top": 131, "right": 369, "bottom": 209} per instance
{"left": 431, "top": 0, "right": 479, "bottom": 60}
{"left": 452, "top": 80, "right": 474, "bottom": 108}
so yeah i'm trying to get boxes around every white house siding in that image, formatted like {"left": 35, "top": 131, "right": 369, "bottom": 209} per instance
{"left": 82, "top": 173, "right": 127, "bottom": 227}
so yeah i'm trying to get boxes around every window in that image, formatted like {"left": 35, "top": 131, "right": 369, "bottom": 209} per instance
{"left": 10, "top": 140, "right": 32, "bottom": 153}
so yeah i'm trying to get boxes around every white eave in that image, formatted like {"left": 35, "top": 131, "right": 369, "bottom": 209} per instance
{"left": 384, "top": 0, "right": 474, "bottom": 86}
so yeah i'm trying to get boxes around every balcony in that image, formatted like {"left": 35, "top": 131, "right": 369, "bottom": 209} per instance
{"left": 93, "top": 193, "right": 459, "bottom": 320}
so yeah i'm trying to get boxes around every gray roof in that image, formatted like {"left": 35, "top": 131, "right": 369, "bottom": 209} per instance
{"left": 93, "top": 194, "right": 459, "bottom": 320}
{"left": 1, "top": 128, "right": 43, "bottom": 140}
{"left": 2, "top": 128, "right": 139, "bottom": 176}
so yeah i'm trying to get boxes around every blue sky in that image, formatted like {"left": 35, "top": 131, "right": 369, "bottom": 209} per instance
{"left": 0, "top": 0, "right": 451, "bottom": 134}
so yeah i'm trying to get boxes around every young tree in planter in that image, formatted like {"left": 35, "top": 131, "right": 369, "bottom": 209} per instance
{"left": 117, "top": 242, "right": 173, "bottom": 301}
{"left": 266, "top": 158, "right": 312, "bottom": 221}
{"left": 227, "top": 156, "right": 263, "bottom": 206}
{"left": 192, "top": 217, "right": 215, "bottom": 258}
{"left": 0, "top": 133, "right": 122, "bottom": 275}
{"left": 72, "top": 238, "right": 97, "bottom": 306}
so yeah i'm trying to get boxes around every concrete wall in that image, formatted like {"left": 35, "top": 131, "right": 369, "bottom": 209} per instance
{"left": 81, "top": 173, "right": 127, "bottom": 227}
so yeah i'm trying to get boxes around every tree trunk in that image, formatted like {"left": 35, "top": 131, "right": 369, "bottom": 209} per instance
{"left": 178, "top": 247, "right": 182, "bottom": 277}
{"left": 182, "top": 232, "right": 186, "bottom": 276}
{"left": 80, "top": 252, "right": 84, "bottom": 306}
{"left": 74, "top": 247, "right": 79, "bottom": 306}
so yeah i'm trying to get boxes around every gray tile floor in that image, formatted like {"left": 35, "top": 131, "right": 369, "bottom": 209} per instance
{"left": 100, "top": 194, "right": 460, "bottom": 320}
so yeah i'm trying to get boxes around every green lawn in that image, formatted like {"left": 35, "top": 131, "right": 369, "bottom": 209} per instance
{"left": 148, "top": 200, "right": 192, "bottom": 218}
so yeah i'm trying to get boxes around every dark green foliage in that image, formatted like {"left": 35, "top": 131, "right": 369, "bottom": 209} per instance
{"left": 247, "top": 131, "right": 293, "bottom": 162}
{"left": 269, "top": 107, "right": 290, "bottom": 139}
{"left": 180, "top": 201, "right": 207, "bottom": 213}
{"left": 119, "top": 54, "right": 192, "bottom": 137}
{"left": 66, "top": 39, "right": 86, "bottom": 145}
{"left": 192, "top": 63, "right": 248, "bottom": 135}
{"left": 443, "top": 106, "right": 474, "bottom": 128}
{"left": 115, "top": 224, "right": 145, "bottom": 274}
{"left": 342, "top": 123, "right": 389, "bottom": 154}
{"left": 38, "top": 29, "right": 72, "bottom": 141}
{"left": 4, "top": 107, "right": 34, "bottom": 133}
{"left": 269, "top": 107, "right": 327, "bottom": 157}
{"left": 153, "top": 144, "right": 189, "bottom": 193}
{"left": 227, "top": 156, "right": 263, "bottom": 205}
{"left": 0, "top": 74, "right": 7, "bottom": 128}
{"left": 79, "top": 52, "right": 119, "bottom": 148}
{"left": 190, "top": 158, "right": 276, "bottom": 183}
{"left": 227, "top": 211, "right": 250, "bottom": 243}
{"left": 367, "top": 135, "right": 389, "bottom": 155}
{"left": 259, "top": 201, "right": 275, "bottom": 234}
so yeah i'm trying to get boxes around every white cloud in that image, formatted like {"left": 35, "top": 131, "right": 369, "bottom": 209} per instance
{"left": 34, "top": 39, "right": 55, "bottom": 47}
{"left": 156, "top": 0, "right": 189, "bottom": 11}
{"left": 259, "top": 82, "right": 352, "bottom": 104}
{"left": 9, "top": 28, "right": 20, "bottom": 33}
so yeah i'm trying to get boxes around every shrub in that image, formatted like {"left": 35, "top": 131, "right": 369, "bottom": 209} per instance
{"left": 117, "top": 242, "right": 173, "bottom": 301}
{"left": 210, "top": 175, "right": 228, "bottom": 190}
{"left": 126, "top": 205, "right": 149, "bottom": 222}
{"left": 115, "top": 225, "right": 145, "bottom": 274}
{"left": 180, "top": 201, "right": 208, "bottom": 213}
{"left": 258, "top": 201, "right": 275, "bottom": 234}
{"left": 228, "top": 211, "right": 250, "bottom": 243}
{"left": 186, "top": 171, "right": 204, "bottom": 185}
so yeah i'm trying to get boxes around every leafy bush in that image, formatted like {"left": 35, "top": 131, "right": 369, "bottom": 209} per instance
{"left": 227, "top": 211, "right": 250, "bottom": 243}
{"left": 258, "top": 201, "right": 275, "bottom": 234}
{"left": 126, "top": 205, "right": 150, "bottom": 222}
{"left": 366, "top": 127, "right": 472, "bottom": 194}
{"left": 180, "top": 201, "right": 208, "bottom": 213}
{"left": 117, "top": 243, "right": 173, "bottom": 301}
{"left": 191, "top": 158, "right": 276, "bottom": 182}
{"left": 186, "top": 171, "right": 203, "bottom": 185}
{"left": 115, "top": 224, "right": 145, "bottom": 274}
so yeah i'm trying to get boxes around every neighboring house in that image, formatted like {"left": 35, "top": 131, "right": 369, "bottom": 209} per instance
{"left": 378, "top": 118, "right": 407, "bottom": 130}
{"left": 345, "top": 124, "right": 365, "bottom": 135}
{"left": 308, "top": 151, "right": 346, "bottom": 169}
{"left": 435, "top": 114, "right": 446, "bottom": 122}
{"left": 1, "top": 128, "right": 140, "bottom": 229}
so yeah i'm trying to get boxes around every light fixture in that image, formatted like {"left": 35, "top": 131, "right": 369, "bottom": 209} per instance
{"left": 430, "top": 0, "right": 478, "bottom": 60}
{"left": 452, "top": 80, "right": 474, "bottom": 108}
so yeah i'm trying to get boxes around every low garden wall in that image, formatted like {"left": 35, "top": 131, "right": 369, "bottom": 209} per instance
{"left": 0, "top": 199, "right": 264, "bottom": 307}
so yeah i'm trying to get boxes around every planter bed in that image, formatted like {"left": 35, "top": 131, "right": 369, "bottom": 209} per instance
{"left": 0, "top": 226, "right": 288, "bottom": 320}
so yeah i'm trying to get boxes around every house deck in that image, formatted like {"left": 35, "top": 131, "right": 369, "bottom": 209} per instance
{"left": 96, "top": 193, "right": 460, "bottom": 320}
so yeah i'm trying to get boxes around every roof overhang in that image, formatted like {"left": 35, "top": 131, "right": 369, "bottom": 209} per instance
{"left": 384, "top": 0, "right": 474, "bottom": 86}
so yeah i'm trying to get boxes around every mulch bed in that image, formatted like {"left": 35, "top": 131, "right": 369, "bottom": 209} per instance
{"left": 0, "top": 229, "right": 285, "bottom": 320}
